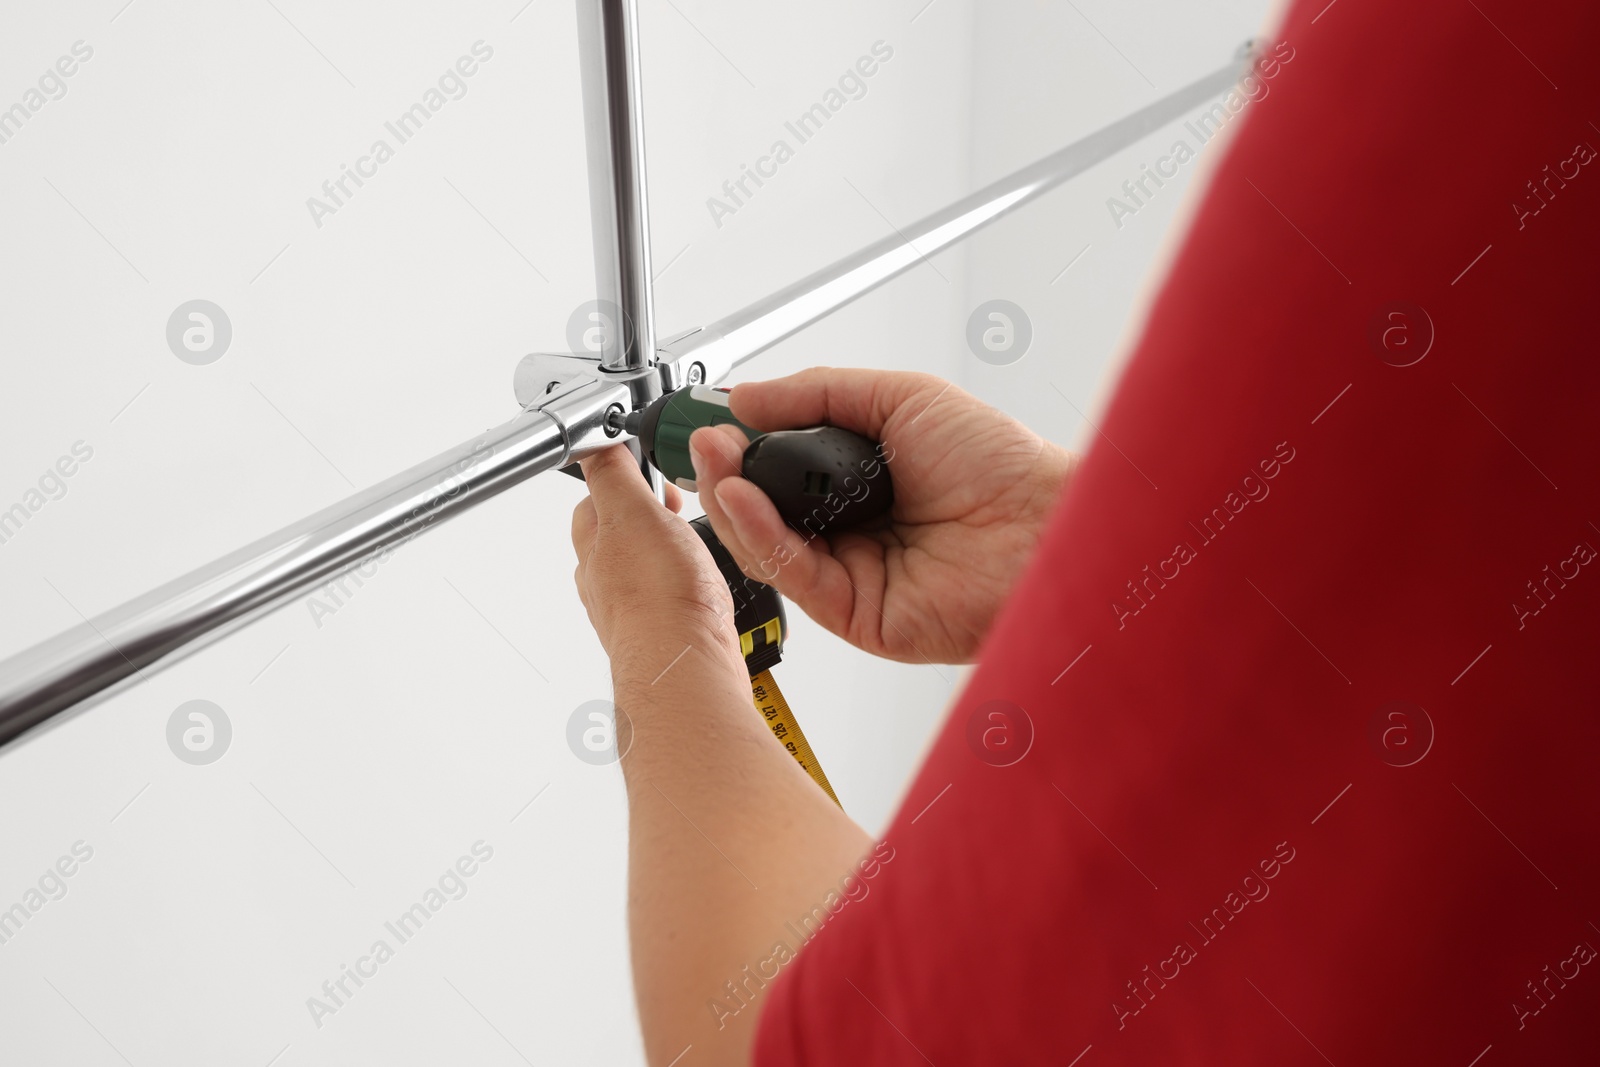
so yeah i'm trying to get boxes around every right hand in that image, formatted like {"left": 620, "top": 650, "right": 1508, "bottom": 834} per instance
{"left": 689, "top": 367, "right": 1076, "bottom": 665}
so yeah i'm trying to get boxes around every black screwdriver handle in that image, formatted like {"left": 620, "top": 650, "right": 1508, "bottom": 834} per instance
{"left": 741, "top": 426, "right": 893, "bottom": 538}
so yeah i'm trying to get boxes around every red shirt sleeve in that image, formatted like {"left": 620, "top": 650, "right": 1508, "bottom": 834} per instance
{"left": 755, "top": 1, "right": 1600, "bottom": 1063}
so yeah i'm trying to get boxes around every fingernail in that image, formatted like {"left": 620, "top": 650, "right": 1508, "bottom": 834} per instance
{"left": 689, "top": 431, "right": 708, "bottom": 482}
{"left": 714, "top": 480, "right": 748, "bottom": 536}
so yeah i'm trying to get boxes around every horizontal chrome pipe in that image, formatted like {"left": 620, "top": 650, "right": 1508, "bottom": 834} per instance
{"left": 661, "top": 53, "right": 1245, "bottom": 386}
{"left": 0, "top": 379, "right": 629, "bottom": 753}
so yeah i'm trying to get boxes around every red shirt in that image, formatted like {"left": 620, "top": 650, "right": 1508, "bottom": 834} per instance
{"left": 756, "top": 0, "right": 1600, "bottom": 1062}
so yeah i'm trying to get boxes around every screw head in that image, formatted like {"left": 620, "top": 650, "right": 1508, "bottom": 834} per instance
{"left": 687, "top": 362, "right": 705, "bottom": 385}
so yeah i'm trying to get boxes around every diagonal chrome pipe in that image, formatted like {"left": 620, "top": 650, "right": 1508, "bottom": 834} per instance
{"left": 0, "top": 379, "right": 628, "bottom": 752}
{"left": 660, "top": 54, "right": 1246, "bottom": 387}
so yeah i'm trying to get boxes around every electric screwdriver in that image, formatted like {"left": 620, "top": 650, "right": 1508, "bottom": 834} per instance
{"left": 624, "top": 385, "right": 893, "bottom": 537}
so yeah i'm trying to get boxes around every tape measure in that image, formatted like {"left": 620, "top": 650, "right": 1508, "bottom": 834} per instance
{"left": 691, "top": 517, "right": 840, "bottom": 807}
{"left": 751, "top": 668, "right": 839, "bottom": 805}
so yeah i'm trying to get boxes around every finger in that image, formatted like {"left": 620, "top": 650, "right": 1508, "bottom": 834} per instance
{"left": 695, "top": 421, "right": 840, "bottom": 592}
{"left": 693, "top": 423, "right": 875, "bottom": 641}
{"left": 707, "top": 474, "right": 789, "bottom": 578}
{"left": 728, "top": 366, "right": 951, "bottom": 438}
{"left": 689, "top": 424, "right": 748, "bottom": 500}
{"left": 663, "top": 481, "right": 685, "bottom": 514}
{"left": 691, "top": 424, "right": 753, "bottom": 555}
{"left": 712, "top": 476, "right": 863, "bottom": 635}
{"left": 571, "top": 496, "right": 598, "bottom": 558}
{"left": 578, "top": 444, "right": 662, "bottom": 525}
{"left": 690, "top": 424, "right": 792, "bottom": 580}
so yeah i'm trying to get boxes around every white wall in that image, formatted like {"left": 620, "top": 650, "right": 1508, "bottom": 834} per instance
{"left": 0, "top": 1, "right": 1265, "bottom": 1064}
{"left": 958, "top": 0, "right": 1276, "bottom": 434}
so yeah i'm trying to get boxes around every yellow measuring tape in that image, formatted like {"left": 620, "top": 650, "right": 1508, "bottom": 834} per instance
{"left": 749, "top": 667, "right": 839, "bottom": 807}
{"left": 738, "top": 614, "right": 840, "bottom": 806}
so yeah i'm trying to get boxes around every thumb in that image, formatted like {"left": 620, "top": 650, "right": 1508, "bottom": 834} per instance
{"left": 729, "top": 366, "right": 947, "bottom": 438}
{"left": 578, "top": 445, "right": 659, "bottom": 523}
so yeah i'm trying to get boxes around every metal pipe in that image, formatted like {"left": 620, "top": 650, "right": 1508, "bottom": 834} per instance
{"left": 0, "top": 45, "right": 1247, "bottom": 755}
{"left": 0, "top": 378, "right": 629, "bottom": 753}
{"left": 661, "top": 55, "right": 1245, "bottom": 387}
{"left": 576, "top": 0, "right": 657, "bottom": 378}
{"left": 576, "top": 0, "right": 666, "bottom": 503}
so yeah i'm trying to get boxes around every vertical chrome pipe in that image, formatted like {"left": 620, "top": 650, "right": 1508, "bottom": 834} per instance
{"left": 576, "top": 0, "right": 667, "bottom": 500}
{"left": 576, "top": 0, "right": 658, "bottom": 378}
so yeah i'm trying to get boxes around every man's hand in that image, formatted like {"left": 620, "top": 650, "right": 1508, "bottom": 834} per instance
{"left": 570, "top": 444, "right": 745, "bottom": 690}
{"left": 691, "top": 368, "right": 1076, "bottom": 665}
{"left": 570, "top": 442, "right": 872, "bottom": 1067}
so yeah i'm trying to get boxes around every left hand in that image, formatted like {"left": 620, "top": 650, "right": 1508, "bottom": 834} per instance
{"left": 570, "top": 445, "right": 742, "bottom": 683}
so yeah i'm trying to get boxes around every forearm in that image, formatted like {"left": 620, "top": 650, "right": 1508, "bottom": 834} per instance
{"left": 614, "top": 625, "right": 873, "bottom": 1066}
